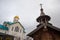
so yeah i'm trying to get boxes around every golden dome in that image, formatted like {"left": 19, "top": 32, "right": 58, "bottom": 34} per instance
{"left": 14, "top": 16, "right": 19, "bottom": 19}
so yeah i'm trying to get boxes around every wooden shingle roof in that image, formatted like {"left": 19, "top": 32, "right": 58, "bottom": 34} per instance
{"left": 27, "top": 23, "right": 60, "bottom": 36}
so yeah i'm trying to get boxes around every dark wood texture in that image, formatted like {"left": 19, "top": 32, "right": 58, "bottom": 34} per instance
{"left": 31, "top": 27, "right": 60, "bottom": 40}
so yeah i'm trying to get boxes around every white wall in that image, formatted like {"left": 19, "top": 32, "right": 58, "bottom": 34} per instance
{"left": 7, "top": 23, "right": 25, "bottom": 40}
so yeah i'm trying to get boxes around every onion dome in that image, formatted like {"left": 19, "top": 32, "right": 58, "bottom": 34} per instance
{"left": 36, "top": 4, "right": 51, "bottom": 23}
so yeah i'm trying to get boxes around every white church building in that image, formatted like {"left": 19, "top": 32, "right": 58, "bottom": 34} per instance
{"left": 0, "top": 16, "right": 25, "bottom": 40}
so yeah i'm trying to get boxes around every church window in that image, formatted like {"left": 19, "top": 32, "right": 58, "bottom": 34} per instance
{"left": 15, "top": 26, "right": 19, "bottom": 32}
{"left": 11, "top": 27, "right": 14, "bottom": 31}
{"left": 19, "top": 37, "right": 20, "bottom": 40}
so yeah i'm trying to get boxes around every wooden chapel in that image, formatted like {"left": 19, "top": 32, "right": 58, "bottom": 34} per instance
{"left": 27, "top": 4, "right": 60, "bottom": 40}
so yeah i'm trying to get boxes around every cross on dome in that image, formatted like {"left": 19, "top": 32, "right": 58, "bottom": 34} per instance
{"left": 40, "top": 4, "right": 43, "bottom": 9}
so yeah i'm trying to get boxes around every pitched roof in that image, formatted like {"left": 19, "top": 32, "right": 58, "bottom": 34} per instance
{"left": 4, "top": 21, "right": 14, "bottom": 25}
{"left": 27, "top": 23, "right": 60, "bottom": 36}
{"left": 4, "top": 21, "right": 25, "bottom": 33}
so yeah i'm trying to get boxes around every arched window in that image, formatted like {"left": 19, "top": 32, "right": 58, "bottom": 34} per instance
{"left": 19, "top": 37, "right": 20, "bottom": 40}
{"left": 11, "top": 27, "right": 14, "bottom": 31}
{"left": 15, "top": 26, "right": 19, "bottom": 32}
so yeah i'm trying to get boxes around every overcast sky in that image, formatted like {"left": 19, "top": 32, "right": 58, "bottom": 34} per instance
{"left": 0, "top": 0, "right": 60, "bottom": 34}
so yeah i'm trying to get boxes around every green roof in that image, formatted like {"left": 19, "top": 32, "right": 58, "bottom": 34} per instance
{"left": 4, "top": 21, "right": 25, "bottom": 33}
{"left": 4, "top": 22, "right": 14, "bottom": 25}
{"left": 0, "top": 24, "right": 8, "bottom": 30}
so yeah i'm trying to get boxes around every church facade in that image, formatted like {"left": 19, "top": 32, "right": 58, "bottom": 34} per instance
{"left": 0, "top": 16, "right": 25, "bottom": 40}
{"left": 27, "top": 4, "right": 60, "bottom": 40}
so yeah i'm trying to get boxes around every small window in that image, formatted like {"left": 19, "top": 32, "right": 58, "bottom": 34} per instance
{"left": 11, "top": 27, "right": 14, "bottom": 31}
{"left": 19, "top": 37, "right": 20, "bottom": 40}
{"left": 15, "top": 26, "right": 19, "bottom": 32}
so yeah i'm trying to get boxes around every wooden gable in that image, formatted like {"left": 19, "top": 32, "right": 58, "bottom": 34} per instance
{"left": 27, "top": 23, "right": 60, "bottom": 40}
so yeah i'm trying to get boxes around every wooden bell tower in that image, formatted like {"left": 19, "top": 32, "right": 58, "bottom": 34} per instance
{"left": 27, "top": 4, "right": 60, "bottom": 40}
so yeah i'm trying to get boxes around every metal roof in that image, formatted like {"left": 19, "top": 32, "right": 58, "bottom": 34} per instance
{"left": 0, "top": 24, "right": 8, "bottom": 30}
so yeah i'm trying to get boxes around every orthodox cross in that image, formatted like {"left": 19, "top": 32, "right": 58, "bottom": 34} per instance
{"left": 40, "top": 4, "right": 43, "bottom": 8}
